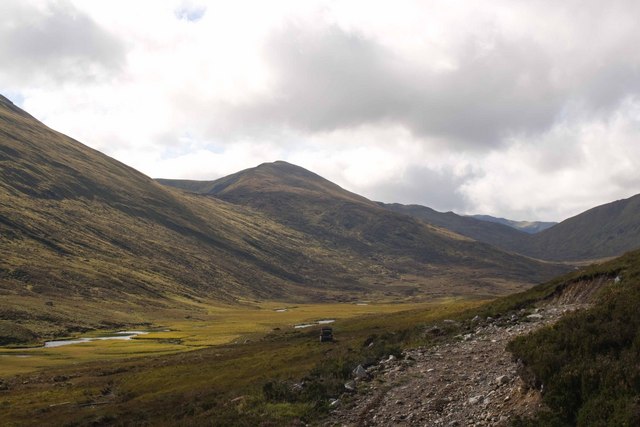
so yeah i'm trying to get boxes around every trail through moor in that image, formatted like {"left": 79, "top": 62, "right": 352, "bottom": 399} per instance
{"left": 328, "top": 303, "right": 587, "bottom": 427}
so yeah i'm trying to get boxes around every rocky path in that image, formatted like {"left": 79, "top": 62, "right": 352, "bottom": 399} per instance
{"left": 328, "top": 305, "right": 585, "bottom": 427}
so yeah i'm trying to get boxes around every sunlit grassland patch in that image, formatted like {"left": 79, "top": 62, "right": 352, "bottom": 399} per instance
{"left": 0, "top": 299, "right": 477, "bottom": 376}
{"left": 0, "top": 298, "right": 485, "bottom": 425}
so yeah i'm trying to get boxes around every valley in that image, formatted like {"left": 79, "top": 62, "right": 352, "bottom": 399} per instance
{"left": 0, "top": 300, "right": 458, "bottom": 376}
{"left": 0, "top": 93, "right": 568, "bottom": 345}
{"left": 3, "top": 1, "right": 640, "bottom": 425}
{"left": 0, "top": 298, "right": 485, "bottom": 426}
{"left": 1, "top": 92, "right": 640, "bottom": 426}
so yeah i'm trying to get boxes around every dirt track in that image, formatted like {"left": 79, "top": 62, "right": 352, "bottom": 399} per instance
{"left": 327, "top": 305, "right": 585, "bottom": 426}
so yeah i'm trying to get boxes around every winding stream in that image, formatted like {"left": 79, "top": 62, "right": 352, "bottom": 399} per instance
{"left": 44, "top": 331, "right": 149, "bottom": 348}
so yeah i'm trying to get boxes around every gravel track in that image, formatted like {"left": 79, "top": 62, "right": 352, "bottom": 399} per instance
{"left": 327, "top": 305, "right": 586, "bottom": 427}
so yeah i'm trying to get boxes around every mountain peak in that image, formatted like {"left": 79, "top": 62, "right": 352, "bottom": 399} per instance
{"left": 0, "top": 93, "right": 35, "bottom": 120}
{"left": 161, "top": 161, "right": 372, "bottom": 205}
{"left": 252, "top": 160, "right": 324, "bottom": 180}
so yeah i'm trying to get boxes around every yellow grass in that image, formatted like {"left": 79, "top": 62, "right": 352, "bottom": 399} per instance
{"left": 0, "top": 300, "right": 455, "bottom": 376}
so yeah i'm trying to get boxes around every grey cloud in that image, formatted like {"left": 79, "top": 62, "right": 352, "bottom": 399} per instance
{"left": 211, "top": 26, "right": 407, "bottom": 136}
{"left": 0, "top": 1, "right": 125, "bottom": 85}
{"left": 216, "top": 19, "right": 640, "bottom": 151}
{"left": 370, "top": 165, "right": 478, "bottom": 213}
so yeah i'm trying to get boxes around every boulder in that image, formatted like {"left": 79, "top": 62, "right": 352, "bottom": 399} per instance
{"left": 353, "top": 364, "right": 368, "bottom": 379}
{"left": 344, "top": 381, "right": 356, "bottom": 392}
{"left": 495, "top": 375, "right": 509, "bottom": 386}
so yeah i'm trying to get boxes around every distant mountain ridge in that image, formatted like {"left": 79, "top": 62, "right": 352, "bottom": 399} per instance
{"left": 159, "top": 162, "right": 567, "bottom": 295}
{"left": 161, "top": 163, "right": 640, "bottom": 264}
{"left": 469, "top": 215, "right": 557, "bottom": 234}
{"left": 381, "top": 196, "right": 640, "bottom": 262}
{"left": 379, "top": 203, "right": 530, "bottom": 253}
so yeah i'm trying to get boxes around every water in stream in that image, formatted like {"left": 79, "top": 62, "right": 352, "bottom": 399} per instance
{"left": 44, "top": 331, "right": 148, "bottom": 348}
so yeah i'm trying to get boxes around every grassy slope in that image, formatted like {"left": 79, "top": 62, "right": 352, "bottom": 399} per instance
{"left": 159, "top": 162, "right": 568, "bottom": 292}
{"left": 524, "top": 194, "right": 640, "bottom": 261}
{"left": 2, "top": 247, "right": 638, "bottom": 425}
{"left": 0, "top": 95, "right": 431, "bottom": 340}
{"left": 0, "top": 299, "right": 485, "bottom": 426}
{"left": 381, "top": 196, "right": 640, "bottom": 262}
{"left": 508, "top": 248, "right": 640, "bottom": 426}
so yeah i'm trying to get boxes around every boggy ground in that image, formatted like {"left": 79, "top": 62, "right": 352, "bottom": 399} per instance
{"left": 328, "top": 304, "right": 586, "bottom": 426}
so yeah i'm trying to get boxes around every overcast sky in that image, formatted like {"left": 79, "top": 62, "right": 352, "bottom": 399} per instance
{"left": 2, "top": 0, "right": 640, "bottom": 221}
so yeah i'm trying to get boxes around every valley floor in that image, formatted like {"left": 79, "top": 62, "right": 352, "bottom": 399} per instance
{"left": 327, "top": 303, "right": 587, "bottom": 426}
{"left": 0, "top": 299, "right": 487, "bottom": 426}
{"left": 0, "top": 301, "right": 433, "bottom": 377}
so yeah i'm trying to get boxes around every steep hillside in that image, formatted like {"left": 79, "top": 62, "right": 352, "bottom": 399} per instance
{"left": 382, "top": 197, "right": 640, "bottom": 262}
{"left": 380, "top": 203, "right": 530, "bottom": 251}
{"left": 159, "top": 162, "right": 567, "bottom": 295}
{"left": 524, "top": 194, "right": 640, "bottom": 261}
{"left": 469, "top": 214, "right": 556, "bottom": 234}
{"left": 0, "top": 95, "right": 407, "bottom": 338}
{"left": 508, "top": 248, "right": 640, "bottom": 425}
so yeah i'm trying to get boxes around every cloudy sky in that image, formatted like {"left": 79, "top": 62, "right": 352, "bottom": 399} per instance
{"left": 2, "top": 0, "right": 640, "bottom": 221}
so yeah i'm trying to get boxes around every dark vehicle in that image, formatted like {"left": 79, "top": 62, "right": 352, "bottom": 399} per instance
{"left": 319, "top": 327, "right": 333, "bottom": 342}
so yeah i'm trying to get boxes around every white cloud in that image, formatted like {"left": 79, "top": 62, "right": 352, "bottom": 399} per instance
{"left": 461, "top": 97, "right": 640, "bottom": 221}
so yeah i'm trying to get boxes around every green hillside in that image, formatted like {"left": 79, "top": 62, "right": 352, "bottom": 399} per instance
{"left": 381, "top": 196, "right": 640, "bottom": 262}
{"left": 0, "top": 95, "right": 567, "bottom": 342}
{"left": 159, "top": 162, "right": 568, "bottom": 295}
{"left": 0, "top": 95, "right": 393, "bottom": 339}
{"left": 508, "top": 248, "right": 640, "bottom": 425}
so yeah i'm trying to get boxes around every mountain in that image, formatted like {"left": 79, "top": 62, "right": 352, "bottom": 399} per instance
{"left": 0, "top": 95, "right": 395, "bottom": 337}
{"left": 468, "top": 214, "right": 556, "bottom": 234}
{"left": 0, "top": 95, "right": 570, "bottom": 339}
{"left": 158, "top": 162, "right": 567, "bottom": 295}
{"left": 381, "top": 196, "right": 640, "bottom": 262}
{"left": 380, "top": 203, "right": 530, "bottom": 252}
{"left": 521, "top": 194, "right": 640, "bottom": 261}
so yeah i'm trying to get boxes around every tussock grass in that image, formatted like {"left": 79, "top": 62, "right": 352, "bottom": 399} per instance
{"left": 0, "top": 298, "right": 484, "bottom": 425}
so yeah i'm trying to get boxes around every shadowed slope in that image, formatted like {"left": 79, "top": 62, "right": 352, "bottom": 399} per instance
{"left": 381, "top": 196, "right": 640, "bottom": 262}
{"left": 160, "top": 162, "right": 568, "bottom": 293}
{"left": 380, "top": 203, "right": 530, "bottom": 252}
{"left": 469, "top": 215, "right": 556, "bottom": 234}
{"left": 0, "top": 95, "right": 402, "bottom": 337}
{"left": 524, "top": 194, "right": 640, "bottom": 261}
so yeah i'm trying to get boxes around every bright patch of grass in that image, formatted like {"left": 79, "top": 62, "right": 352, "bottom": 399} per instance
{"left": 0, "top": 298, "right": 483, "bottom": 425}
{"left": 0, "top": 299, "right": 468, "bottom": 376}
